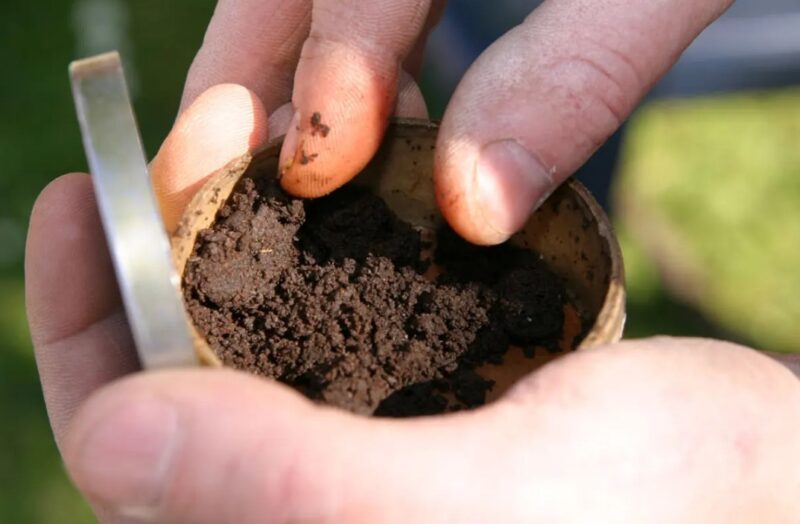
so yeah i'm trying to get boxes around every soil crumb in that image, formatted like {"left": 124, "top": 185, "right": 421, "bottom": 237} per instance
{"left": 184, "top": 176, "right": 571, "bottom": 416}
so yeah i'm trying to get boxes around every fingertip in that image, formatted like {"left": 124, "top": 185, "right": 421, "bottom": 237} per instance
{"left": 278, "top": 58, "right": 391, "bottom": 198}
{"left": 434, "top": 141, "right": 518, "bottom": 247}
{"left": 434, "top": 36, "right": 567, "bottom": 247}
{"left": 152, "top": 83, "right": 269, "bottom": 231}
{"left": 61, "top": 372, "right": 179, "bottom": 514}
{"left": 62, "top": 369, "right": 339, "bottom": 522}
{"left": 279, "top": 0, "right": 422, "bottom": 199}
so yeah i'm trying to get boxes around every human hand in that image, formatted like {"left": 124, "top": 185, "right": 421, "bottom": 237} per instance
{"left": 28, "top": 87, "right": 800, "bottom": 524}
{"left": 173, "top": 0, "right": 741, "bottom": 245}
{"left": 26, "top": 0, "right": 800, "bottom": 522}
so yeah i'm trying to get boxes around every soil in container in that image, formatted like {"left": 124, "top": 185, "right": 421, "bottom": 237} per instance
{"left": 183, "top": 175, "right": 587, "bottom": 416}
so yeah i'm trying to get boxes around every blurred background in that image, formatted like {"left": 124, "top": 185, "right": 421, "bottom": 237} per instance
{"left": 1, "top": 0, "right": 799, "bottom": 521}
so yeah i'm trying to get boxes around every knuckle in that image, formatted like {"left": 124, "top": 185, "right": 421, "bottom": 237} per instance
{"left": 540, "top": 39, "right": 643, "bottom": 150}
{"left": 549, "top": 57, "right": 626, "bottom": 138}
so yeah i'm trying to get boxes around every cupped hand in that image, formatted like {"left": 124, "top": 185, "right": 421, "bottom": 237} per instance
{"left": 26, "top": 1, "right": 800, "bottom": 522}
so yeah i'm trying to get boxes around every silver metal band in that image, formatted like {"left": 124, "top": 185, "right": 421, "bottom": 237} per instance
{"left": 70, "top": 51, "right": 198, "bottom": 369}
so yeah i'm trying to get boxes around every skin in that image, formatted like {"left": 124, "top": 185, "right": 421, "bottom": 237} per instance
{"left": 25, "top": 1, "right": 800, "bottom": 522}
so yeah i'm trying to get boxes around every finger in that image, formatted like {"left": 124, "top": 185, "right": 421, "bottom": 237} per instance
{"left": 25, "top": 174, "right": 138, "bottom": 447}
{"left": 279, "top": 0, "right": 433, "bottom": 198}
{"left": 502, "top": 337, "right": 800, "bottom": 522}
{"left": 275, "top": 72, "right": 427, "bottom": 135}
{"left": 435, "top": 0, "right": 734, "bottom": 245}
{"left": 395, "top": 69, "right": 428, "bottom": 119}
{"left": 151, "top": 83, "right": 268, "bottom": 232}
{"left": 269, "top": 69, "right": 428, "bottom": 136}
{"left": 274, "top": 72, "right": 427, "bottom": 135}
{"left": 63, "top": 369, "right": 514, "bottom": 523}
{"left": 180, "top": 0, "right": 311, "bottom": 114}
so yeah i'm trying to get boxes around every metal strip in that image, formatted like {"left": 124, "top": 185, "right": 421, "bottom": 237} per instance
{"left": 70, "top": 51, "right": 198, "bottom": 369}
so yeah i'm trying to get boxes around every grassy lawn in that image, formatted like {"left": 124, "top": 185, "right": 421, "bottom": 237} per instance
{"left": 618, "top": 90, "right": 800, "bottom": 353}
{"left": 1, "top": 2, "right": 798, "bottom": 522}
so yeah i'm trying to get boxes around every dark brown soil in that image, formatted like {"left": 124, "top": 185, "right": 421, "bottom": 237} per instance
{"left": 183, "top": 176, "right": 572, "bottom": 416}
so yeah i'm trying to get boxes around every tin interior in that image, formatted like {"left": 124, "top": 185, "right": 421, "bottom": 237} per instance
{"left": 171, "top": 119, "right": 626, "bottom": 403}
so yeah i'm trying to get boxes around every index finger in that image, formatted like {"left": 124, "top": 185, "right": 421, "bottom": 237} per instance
{"left": 180, "top": 0, "right": 311, "bottom": 114}
{"left": 157, "top": 0, "right": 314, "bottom": 230}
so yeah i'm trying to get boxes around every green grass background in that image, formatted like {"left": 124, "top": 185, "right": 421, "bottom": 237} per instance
{"left": 619, "top": 91, "right": 800, "bottom": 352}
{"left": 1, "top": 1, "right": 798, "bottom": 522}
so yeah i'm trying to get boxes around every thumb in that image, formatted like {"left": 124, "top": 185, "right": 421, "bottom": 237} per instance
{"left": 62, "top": 339, "right": 800, "bottom": 523}
{"left": 150, "top": 83, "right": 269, "bottom": 232}
{"left": 435, "top": 0, "right": 732, "bottom": 245}
{"left": 62, "top": 369, "right": 516, "bottom": 523}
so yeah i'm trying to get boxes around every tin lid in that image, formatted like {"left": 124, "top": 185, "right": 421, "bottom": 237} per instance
{"left": 70, "top": 51, "right": 198, "bottom": 369}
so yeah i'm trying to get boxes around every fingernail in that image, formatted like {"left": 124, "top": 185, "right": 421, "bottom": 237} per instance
{"left": 279, "top": 110, "right": 302, "bottom": 174}
{"left": 72, "top": 398, "right": 178, "bottom": 514}
{"left": 474, "top": 140, "right": 554, "bottom": 238}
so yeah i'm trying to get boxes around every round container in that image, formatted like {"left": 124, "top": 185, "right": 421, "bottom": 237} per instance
{"left": 171, "top": 119, "right": 626, "bottom": 402}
